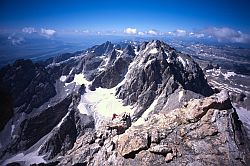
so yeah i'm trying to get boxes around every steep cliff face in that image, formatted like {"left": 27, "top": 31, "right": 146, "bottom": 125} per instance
{"left": 0, "top": 87, "right": 13, "bottom": 131}
{"left": 0, "top": 59, "right": 56, "bottom": 114}
{"left": 90, "top": 45, "right": 135, "bottom": 89}
{"left": 116, "top": 40, "right": 213, "bottom": 120}
{"left": 0, "top": 92, "right": 95, "bottom": 165}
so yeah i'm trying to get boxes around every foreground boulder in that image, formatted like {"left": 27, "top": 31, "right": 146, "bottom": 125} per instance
{"left": 58, "top": 90, "right": 250, "bottom": 166}
{"left": 55, "top": 91, "right": 249, "bottom": 166}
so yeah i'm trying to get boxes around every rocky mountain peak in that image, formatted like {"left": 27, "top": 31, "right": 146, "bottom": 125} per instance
{"left": 89, "top": 41, "right": 114, "bottom": 56}
{"left": 123, "top": 44, "right": 135, "bottom": 55}
{"left": 138, "top": 40, "right": 173, "bottom": 53}
{"left": 117, "top": 40, "right": 213, "bottom": 120}
{"left": 90, "top": 43, "right": 136, "bottom": 89}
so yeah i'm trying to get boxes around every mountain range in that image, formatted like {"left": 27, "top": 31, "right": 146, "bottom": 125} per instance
{"left": 0, "top": 40, "right": 249, "bottom": 166}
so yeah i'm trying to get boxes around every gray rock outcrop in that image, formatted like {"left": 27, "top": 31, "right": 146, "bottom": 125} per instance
{"left": 58, "top": 90, "right": 250, "bottom": 166}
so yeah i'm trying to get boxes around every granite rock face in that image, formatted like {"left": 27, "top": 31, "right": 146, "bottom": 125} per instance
{"left": 38, "top": 94, "right": 95, "bottom": 160}
{"left": 88, "top": 41, "right": 114, "bottom": 56}
{"left": 0, "top": 94, "right": 73, "bottom": 158}
{"left": 0, "top": 92, "right": 95, "bottom": 164}
{"left": 116, "top": 40, "right": 213, "bottom": 120}
{"left": 0, "top": 59, "right": 56, "bottom": 114}
{"left": 58, "top": 90, "right": 250, "bottom": 166}
{"left": 91, "top": 45, "right": 135, "bottom": 89}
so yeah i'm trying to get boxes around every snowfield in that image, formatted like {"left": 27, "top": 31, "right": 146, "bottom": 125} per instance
{"left": 73, "top": 73, "right": 90, "bottom": 85}
{"left": 77, "top": 95, "right": 91, "bottom": 115}
{"left": 84, "top": 87, "right": 133, "bottom": 119}
{"left": 223, "top": 71, "right": 236, "bottom": 80}
{"left": 62, "top": 72, "right": 134, "bottom": 124}
{"left": 206, "top": 69, "right": 237, "bottom": 80}
{"left": 2, "top": 150, "right": 46, "bottom": 166}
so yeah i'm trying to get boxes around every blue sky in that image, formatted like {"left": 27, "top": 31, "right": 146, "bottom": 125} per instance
{"left": 1, "top": 0, "right": 250, "bottom": 43}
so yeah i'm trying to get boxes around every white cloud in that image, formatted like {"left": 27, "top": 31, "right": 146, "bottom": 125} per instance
{"left": 195, "top": 33, "right": 205, "bottom": 38}
{"left": 82, "top": 29, "right": 89, "bottom": 33}
{"left": 175, "top": 29, "right": 187, "bottom": 37}
{"left": 166, "top": 27, "right": 250, "bottom": 43}
{"left": 8, "top": 33, "right": 24, "bottom": 45}
{"left": 124, "top": 27, "right": 137, "bottom": 34}
{"left": 21, "top": 27, "right": 56, "bottom": 37}
{"left": 147, "top": 30, "right": 158, "bottom": 35}
{"left": 138, "top": 31, "right": 145, "bottom": 35}
{"left": 189, "top": 32, "right": 205, "bottom": 38}
{"left": 22, "top": 27, "right": 36, "bottom": 34}
{"left": 40, "top": 28, "right": 56, "bottom": 36}
{"left": 201, "top": 27, "right": 250, "bottom": 43}
{"left": 123, "top": 28, "right": 160, "bottom": 35}
{"left": 168, "top": 29, "right": 187, "bottom": 37}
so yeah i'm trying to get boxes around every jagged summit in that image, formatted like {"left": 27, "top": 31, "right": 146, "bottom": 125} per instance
{"left": 87, "top": 41, "right": 117, "bottom": 56}
{"left": 115, "top": 40, "right": 213, "bottom": 120}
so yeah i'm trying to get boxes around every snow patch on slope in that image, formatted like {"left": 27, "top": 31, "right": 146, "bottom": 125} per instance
{"left": 145, "top": 59, "right": 154, "bottom": 68}
{"left": 149, "top": 48, "right": 158, "bottom": 54}
{"left": 206, "top": 69, "right": 237, "bottom": 80}
{"left": 178, "top": 90, "right": 184, "bottom": 102}
{"left": 223, "top": 71, "right": 236, "bottom": 80}
{"left": 59, "top": 76, "right": 66, "bottom": 82}
{"left": 77, "top": 95, "right": 91, "bottom": 115}
{"left": 72, "top": 73, "right": 90, "bottom": 86}
{"left": 56, "top": 111, "right": 71, "bottom": 128}
{"left": 47, "top": 53, "right": 85, "bottom": 68}
{"left": 209, "top": 80, "right": 243, "bottom": 94}
{"left": 73, "top": 71, "right": 134, "bottom": 127}
{"left": 133, "top": 92, "right": 166, "bottom": 126}
{"left": 2, "top": 150, "right": 46, "bottom": 166}
{"left": 115, "top": 49, "right": 123, "bottom": 54}
{"left": 235, "top": 105, "right": 250, "bottom": 137}
{"left": 134, "top": 48, "right": 139, "bottom": 55}
{"left": 11, "top": 125, "right": 15, "bottom": 137}
{"left": 177, "top": 56, "right": 187, "bottom": 67}
{"left": 98, "top": 56, "right": 109, "bottom": 71}
{"left": 133, "top": 97, "right": 160, "bottom": 126}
